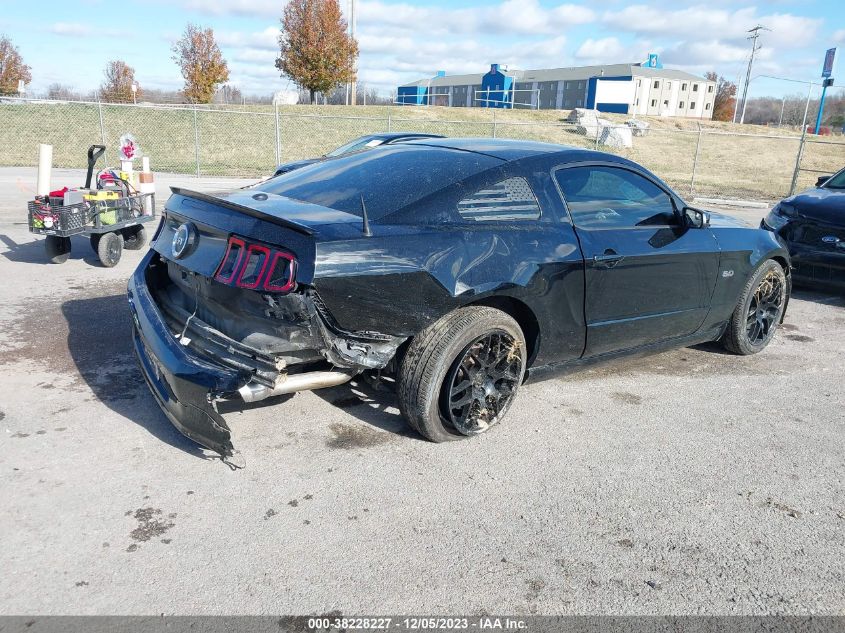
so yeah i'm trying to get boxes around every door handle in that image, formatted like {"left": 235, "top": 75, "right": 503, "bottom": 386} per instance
{"left": 593, "top": 251, "right": 624, "bottom": 268}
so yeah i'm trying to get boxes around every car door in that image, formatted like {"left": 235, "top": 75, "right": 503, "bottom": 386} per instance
{"left": 554, "top": 163, "right": 720, "bottom": 358}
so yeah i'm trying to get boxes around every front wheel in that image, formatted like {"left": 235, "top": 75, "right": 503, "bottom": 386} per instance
{"left": 97, "top": 232, "right": 123, "bottom": 267}
{"left": 397, "top": 306, "right": 527, "bottom": 442}
{"left": 45, "top": 236, "right": 71, "bottom": 264}
{"left": 722, "top": 260, "right": 787, "bottom": 355}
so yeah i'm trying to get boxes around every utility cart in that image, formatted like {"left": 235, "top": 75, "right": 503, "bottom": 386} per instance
{"left": 27, "top": 145, "right": 157, "bottom": 267}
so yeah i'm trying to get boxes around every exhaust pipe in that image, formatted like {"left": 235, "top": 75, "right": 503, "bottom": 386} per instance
{"left": 238, "top": 370, "right": 355, "bottom": 403}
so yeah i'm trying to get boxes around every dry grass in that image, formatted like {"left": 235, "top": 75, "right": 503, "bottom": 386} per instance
{"left": 2, "top": 101, "right": 843, "bottom": 200}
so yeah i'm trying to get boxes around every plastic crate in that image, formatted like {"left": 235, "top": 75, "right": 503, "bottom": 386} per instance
{"left": 28, "top": 199, "right": 92, "bottom": 234}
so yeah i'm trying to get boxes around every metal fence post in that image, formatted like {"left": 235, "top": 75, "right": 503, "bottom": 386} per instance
{"left": 97, "top": 99, "right": 106, "bottom": 145}
{"left": 386, "top": 107, "right": 392, "bottom": 133}
{"left": 690, "top": 123, "right": 703, "bottom": 196}
{"left": 193, "top": 107, "right": 201, "bottom": 177}
{"left": 274, "top": 103, "right": 281, "bottom": 165}
{"left": 789, "top": 128, "right": 808, "bottom": 196}
{"left": 492, "top": 109, "right": 497, "bottom": 138}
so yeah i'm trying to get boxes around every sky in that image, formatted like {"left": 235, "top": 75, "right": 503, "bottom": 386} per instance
{"left": 1, "top": 0, "right": 843, "bottom": 100}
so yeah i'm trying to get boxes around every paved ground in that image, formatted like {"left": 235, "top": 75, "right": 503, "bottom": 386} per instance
{"left": 0, "top": 167, "right": 843, "bottom": 615}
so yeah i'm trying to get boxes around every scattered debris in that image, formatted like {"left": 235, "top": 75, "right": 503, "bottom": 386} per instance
{"left": 264, "top": 509, "right": 277, "bottom": 520}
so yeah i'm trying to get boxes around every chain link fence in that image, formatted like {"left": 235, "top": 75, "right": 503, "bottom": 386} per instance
{"left": 2, "top": 97, "right": 843, "bottom": 203}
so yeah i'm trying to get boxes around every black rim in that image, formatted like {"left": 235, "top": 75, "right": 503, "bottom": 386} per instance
{"left": 746, "top": 268, "right": 784, "bottom": 346}
{"left": 442, "top": 331, "right": 523, "bottom": 435}
{"left": 107, "top": 236, "right": 120, "bottom": 262}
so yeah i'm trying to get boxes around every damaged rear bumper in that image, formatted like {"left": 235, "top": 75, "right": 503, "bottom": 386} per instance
{"left": 128, "top": 255, "right": 243, "bottom": 457}
{"left": 127, "top": 251, "right": 405, "bottom": 457}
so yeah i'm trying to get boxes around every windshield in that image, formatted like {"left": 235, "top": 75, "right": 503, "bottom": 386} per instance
{"left": 325, "top": 137, "right": 384, "bottom": 157}
{"left": 824, "top": 168, "right": 845, "bottom": 190}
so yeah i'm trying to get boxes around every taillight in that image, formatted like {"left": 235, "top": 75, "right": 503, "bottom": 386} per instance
{"left": 214, "top": 236, "right": 297, "bottom": 293}
{"left": 264, "top": 252, "right": 296, "bottom": 293}
{"left": 235, "top": 244, "right": 271, "bottom": 289}
{"left": 214, "top": 237, "right": 245, "bottom": 284}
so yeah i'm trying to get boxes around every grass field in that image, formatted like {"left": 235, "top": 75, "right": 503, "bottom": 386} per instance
{"left": 2, "top": 100, "right": 843, "bottom": 201}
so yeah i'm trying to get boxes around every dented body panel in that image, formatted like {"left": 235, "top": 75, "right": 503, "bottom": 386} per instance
{"left": 129, "top": 139, "right": 790, "bottom": 456}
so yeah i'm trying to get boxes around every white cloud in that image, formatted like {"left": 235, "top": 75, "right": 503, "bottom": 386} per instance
{"left": 601, "top": 5, "right": 821, "bottom": 50}
{"left": 575, "top": 37, "right": 626, "bottom": 61}
{"left": 50, "top": 22, "right": 94, "bottom": 37}
{"left": 216, "top": 26, "right": 280, "bottom": 50}
{"left": 835, "top": 29, "right": 845, "bottom": 44}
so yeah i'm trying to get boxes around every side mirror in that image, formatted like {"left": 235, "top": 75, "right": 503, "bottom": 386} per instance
{"left": 816, "top": 175, "right": 831, "bottom": 187}
{"left": 684, "top": 206, "right": 710, "bottom": 229}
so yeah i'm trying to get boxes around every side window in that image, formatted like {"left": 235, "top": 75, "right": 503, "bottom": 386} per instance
{"left": 555, "top": 166, "right": 678, "bottom": 229}
{"left": 457, "top": 177, "right": 541, "bottom": 222}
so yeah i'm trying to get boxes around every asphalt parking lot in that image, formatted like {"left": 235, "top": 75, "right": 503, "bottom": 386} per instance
{"left": 0, "top": 167, "right": 843, "bottom": 615}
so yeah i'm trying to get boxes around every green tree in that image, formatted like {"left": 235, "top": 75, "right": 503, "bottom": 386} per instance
{"left": 276, "top": 0, "right": 359, "bottom": 104}
{"left": 0, "top": 35, "right": 32, "bottom": 95}
{"left": 172, "top": 24, "right": 230, "bottom": 104}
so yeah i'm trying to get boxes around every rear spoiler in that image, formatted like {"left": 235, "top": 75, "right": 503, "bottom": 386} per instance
{"left": 170, "top": 187, "right": 315, "bottom": 236}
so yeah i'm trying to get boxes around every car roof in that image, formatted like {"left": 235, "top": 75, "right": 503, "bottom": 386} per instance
{"left": 367, "top": 132, "right": 444, "bottom": 143}
{"left": 402, "top": 137, "right": 576, "bottom": 161}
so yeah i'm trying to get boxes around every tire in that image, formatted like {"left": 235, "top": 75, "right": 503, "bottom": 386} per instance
{"left": 722, "top": 260, "right": 787, "bottom": 355}
{"left": 397, "top": 306, "right": 527, "bottom": 442}
{"left": 89, "top": 234, "right": 101, "bottom": 253}
{"left": 123, "top": 226, "right": 147, "bottom": 251}
{"left": 45, "top": 236, "right": 71, "bottom": 264}
{"left": 97, "top": 231, "right": 123, "bottom": 268}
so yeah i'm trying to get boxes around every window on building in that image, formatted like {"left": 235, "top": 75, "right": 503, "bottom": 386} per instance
{"left": 576, "top": 99, "right": 583, "bottom": 107}
{"left": 679, "top": 101, "right": 684, "bottom": 108}
{"left": 707, "top": 85, "right": 714, "bottom": 93}
{"left": 667, "top": 82, "right": 672, "bottom": 89}
{"left": 682, "top": 83, "right": 687, "bottom": 91}
{"left": 651, "top": 99, "right": 657, "bottom": 107}
{"left": 635, "top": 98, "right": 639, "bottom": 106}
{"left": 663, "top": 100, "right": 669, "bottom": 107}
{"left": 555, "top": 166, "right": 678, "bottom": 229}
{"left": 692, "top": 84, "right": 699, "bottom": 92}
{"left": 690, "top": 102, "right": 696, "bottom": 109}
{"left": 653, "top": 81, "right": 660, "bottom": 88}
{"left": 458, "top": 177, "right": 541, "bottom": 222}
{"left": 705, "top": 103, "right": 711, "bottom": 110}
{"left": 636, "top": 79, "right": 641, "bottom": 87}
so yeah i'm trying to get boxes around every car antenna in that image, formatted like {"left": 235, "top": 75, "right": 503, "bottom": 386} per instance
{"left": 360, "top": 194, "right": 373, "bottom": 237}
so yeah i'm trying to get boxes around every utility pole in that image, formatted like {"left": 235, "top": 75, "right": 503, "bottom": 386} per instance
{"left": 739, "top": 24, "right": 769, "bottom": 124}
{"left": 348, "top": 0, "right": 357, "bottom": 105}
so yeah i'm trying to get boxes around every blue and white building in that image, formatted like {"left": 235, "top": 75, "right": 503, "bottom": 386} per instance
{"left": 397, "top": 55, "right": 717, "bottom": 119}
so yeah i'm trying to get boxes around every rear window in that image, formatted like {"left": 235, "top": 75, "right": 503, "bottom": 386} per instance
{"left": 255, "top": 145, "right": 501, "bottom": 220}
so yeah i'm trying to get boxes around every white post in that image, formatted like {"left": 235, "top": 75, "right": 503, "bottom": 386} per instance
{"left": 37, "top": 144, "right": 53, "bottom": 197}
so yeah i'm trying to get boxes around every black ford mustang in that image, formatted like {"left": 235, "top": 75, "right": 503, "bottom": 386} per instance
{"left": 128, "top": 138, "right": 790, "bottom": 458}
{"left": 762, "top": 167, "right": 845, "bottom": 290}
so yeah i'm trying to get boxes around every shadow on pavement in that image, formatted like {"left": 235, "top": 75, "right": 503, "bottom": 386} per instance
{"left": 312, "top": 376, "right": 422, "bottom": 441}
{"left": 1, "top": 233, "right": 100, "bottom": 266}
{"left": 61, "top": 293, "right": 210, "bottom": 461}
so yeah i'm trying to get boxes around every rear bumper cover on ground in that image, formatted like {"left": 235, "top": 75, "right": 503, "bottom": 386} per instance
{"left": 128, "top": 251, "right": 244, "bottom": 457}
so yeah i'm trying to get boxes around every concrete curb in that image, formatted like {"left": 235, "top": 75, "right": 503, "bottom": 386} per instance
{"left": 692, "top": 197, "right": 771, "bottom": 209}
